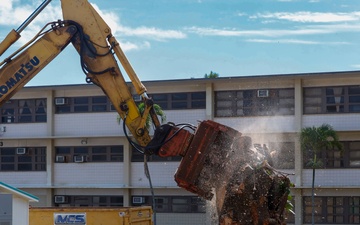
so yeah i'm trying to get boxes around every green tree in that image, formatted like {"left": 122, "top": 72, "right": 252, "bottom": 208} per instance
{"left": 300, "top": 124, "right": 342, "bottom": 225}
{"left": 204, "top": 71, "right": 219, "bottom": 78}
{"left": 117, "top": 102, "right": 166, "bottom": 130}
{"left": 137, "top": 102, "right": 166, "bottom": 129}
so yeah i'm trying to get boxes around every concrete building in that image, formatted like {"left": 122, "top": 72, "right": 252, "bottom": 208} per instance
{"left": 0, "top": 182, "right": 38, "bottom": 225}
{"left": 0, "top": 70, "right": 360, "bottom": 224}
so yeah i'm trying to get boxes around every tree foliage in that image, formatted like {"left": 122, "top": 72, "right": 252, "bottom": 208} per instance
{"left": 300, "top": 124, "right": 342, "bottom": 168}
{"left": 137, "top": 102, "right": 166, "bottom": 129}
{"left": 300, "top": 123, "right": 342, "bottom": 225}
{"left": 204, "top": 71, "right": 219, "bottom": 78}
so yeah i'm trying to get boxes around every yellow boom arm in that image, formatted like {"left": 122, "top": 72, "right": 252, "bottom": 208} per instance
{"left": 0, "top": 0, "right": 160, "bottom": 147}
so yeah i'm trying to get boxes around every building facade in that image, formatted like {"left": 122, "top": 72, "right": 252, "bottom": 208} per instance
{"left": 0, "top": 70, "right": 360, "bottom": 224}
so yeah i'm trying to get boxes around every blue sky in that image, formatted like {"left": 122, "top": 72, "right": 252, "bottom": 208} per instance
{"left": 1, "top": 0, "right": 360, "bottom": 86}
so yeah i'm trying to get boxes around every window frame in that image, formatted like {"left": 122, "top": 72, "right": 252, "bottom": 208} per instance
{"left": 215, "top": 88, "right": 295, "bottom": 117}
{"left": 55, "top": 96, "right": 114, "bottom": 114}
{"left": 0, "top": 147, "right": 46, "bottom": 171}
{"left": 0, "top": 99, "right": 47, "bottom": 123}
{"left": 132, "top": 196, "right": 206, "bottom": 213}
{"left": 304, "top": 86, "right": 360, "bottom": 114}
{"left": 303, "top": 141, "right": 360, "bottom": 169}
{"left": 148, "top": 92, "right": 206, "bottom": 110}
{"left": 303, "top": 196, "right": 360, "bottom": 224}
{"left": 55, "top": 195, "right": 123, "bottom": 207}
{"left": 55, "top": 145, "right": 124, "bottom": 163}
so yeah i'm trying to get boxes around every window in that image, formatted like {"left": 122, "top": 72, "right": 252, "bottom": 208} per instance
{"left": 215, "top": 89, "right": 294, "bottom": 117}
{"left": 0, "top": 99, "right": 46, "bottom": 123}
{"left": 55, "top": 96, "right": 114, "bottom": 113}
{"left": 148, "top": 92, "right": 206, "bottom": 110}
{"left": 55, "top": 146, "right": 123, "bottom": 162}
{"left": 304, "top": 86, "right": 360, "bottom": 114}
{"left": 132, "top": 196, "right": 206, "bottom": 213}
{"left": 267, "top": 142, "right": 295, "bottom": 169}
{"left": 303, "top": 144, "right": 343, "bottom": 169}
{"left": 303, "top": 196, "right": 360, "bottom": 224}
{"left": 0, "top": 147, "right": 46, "bottom": 171}
{"left": 55, "top": 195, "right": 123, "bottom": 207}
{"left": 285, "top": 196, "right": 295, "bottom": 223}
{"left": 303, "top": 141, "right": 360, "bottom": 169}
{"left": 131, "top": 147, "right": 181, "bottom": 162}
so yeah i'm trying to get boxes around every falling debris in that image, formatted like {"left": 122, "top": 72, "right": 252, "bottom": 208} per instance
{"left": 174, "top": 120, "right": 292, "bottom": 225}
{"left": 216, "top": 161, "right": 291, "bottom": 225}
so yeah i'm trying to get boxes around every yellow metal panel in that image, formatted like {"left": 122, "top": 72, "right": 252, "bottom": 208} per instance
{"left": 29, "top": 207, "right": 153, "bottom": 225}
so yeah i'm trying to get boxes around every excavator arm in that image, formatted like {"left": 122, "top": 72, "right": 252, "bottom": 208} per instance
{"left": 0, "top": 0, "right": 241, "bottom": 199}
{"left": 0, "top": 0, "right": 238, "bottom": 200}
{"left": 0, "top": 4, "right": 292, "bottom": 221}
{"left": 0, "top": 22, "right": 76, "bottom": 106}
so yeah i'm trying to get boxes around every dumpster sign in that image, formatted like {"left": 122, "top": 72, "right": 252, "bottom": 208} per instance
{"left": 54, "top": 213, "right": 86, "bottom": 225}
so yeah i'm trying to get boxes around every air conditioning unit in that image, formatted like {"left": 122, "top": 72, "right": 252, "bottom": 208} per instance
{"left": 132, "top": 196, "right": 145, "bottom": 204}
{"left": 16, "top": 148, "right": 26, "bottom": 154}
{"left": 55, "top": 155, "right": 66, "bottom": 163}
{"left": 55, "top": 97, "right": 66, "bottom": 105}
{"left": 54, "top": 195, "right": 68, "bottom": 204}
{"left": 74, "top": 155, "right": 86, "bottom": 163}
{"left": 257, "top": 89, "right": 269, "bottom": 97}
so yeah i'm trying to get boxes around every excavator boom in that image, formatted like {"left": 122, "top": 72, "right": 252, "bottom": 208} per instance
{"left": 0, "top": 23, "right": 76, "bottom": 105}
{"left": 0, "top": 2, "right": 292, "bottom": 224}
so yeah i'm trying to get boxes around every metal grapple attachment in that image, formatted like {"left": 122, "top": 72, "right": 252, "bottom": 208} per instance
{"left": 174, "top": 120, "right": 250, "bottom": 200}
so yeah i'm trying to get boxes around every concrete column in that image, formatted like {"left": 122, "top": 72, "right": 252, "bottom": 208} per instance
{"left": 46, "top": 90, "right": 54, "bottom": 136}
{"left": 294, "top": 189, "right": 303, "bottom": 225}
{"left": 46, "top": 90, "right": 54, "bottom": 206}
{"left": 293, "top": 78, "right": 303, "bottom": 225}
{"left": 123, "top": 140, "right": 131, "bottom": 206}
{"left": 206, "top": 82, "right": 214, "bottom": 120}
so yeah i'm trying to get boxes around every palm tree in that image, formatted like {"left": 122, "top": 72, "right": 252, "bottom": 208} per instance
{"left": 117, "top": 102, "right": 166, "bottom": 130}
{"left": 300, "top": 124, "right": 342, "bottom": 225}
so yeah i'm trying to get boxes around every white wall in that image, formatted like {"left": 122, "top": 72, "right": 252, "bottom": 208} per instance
{"left": 131, "top": 162, "right": 180, "bottom": 187}
{"left": 302, "top": 169, "right": 360, "bottom": 187}
{"left": 303, "top": 114, "right": 360, "bottom": 131}
{"left": 13, "top": 197, "right": 30, "bottom": 225}
{"left": 54, "top": 113, "right": 122, "bottom": 137}
{"left": 1, "top": 123, "right": 48, "bottom": 137}
{"left": 0, "top": 172, "right": 47, "bottom": 187}
{"left": 54, "top": 163, "right": 124, "bottom": 187}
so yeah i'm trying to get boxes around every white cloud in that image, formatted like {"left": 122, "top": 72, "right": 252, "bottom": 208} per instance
{"left": 117, "top": 26, "right": 186, "bottom": 41}
{"left": 187, "top": 26, "right": 330, "bottom": 37}
{"left": 253, "top": 11, "right": 360, "bottom": 23}
{"left": 0, "top": 0, "right": 61, "bottom": 44}
{"left": 91, "top": 3, "right": 186, "bottom": 41}
{"left": 0, "top": 1, "right": 185, "bottom": 50}
{"left": 119, "top": 41, "right": 151, "bottom": 52}
{"left": 246, "top": 39, "right": 350, "bottom": 45}
{"left": 351, "top": 64, "right": 360, "bottom": 69}
{"left": 187, "top": 20, "right": 360, "bottom": 38}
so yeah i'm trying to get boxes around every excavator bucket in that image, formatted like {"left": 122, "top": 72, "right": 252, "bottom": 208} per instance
{"left": 174, "top": 120, "right": 253, "bottom": 200}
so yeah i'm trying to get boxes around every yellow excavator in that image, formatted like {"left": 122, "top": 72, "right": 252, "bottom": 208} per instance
{"left": 0, "top": 0, "right": 240, "bottom": 200}
{"left": 0, "top": 1, "right": 291, "bottom": 224}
